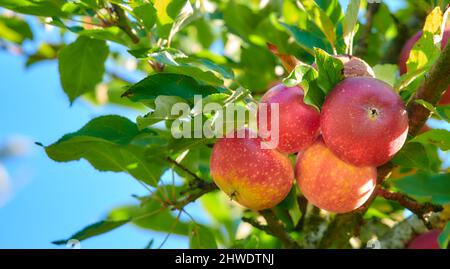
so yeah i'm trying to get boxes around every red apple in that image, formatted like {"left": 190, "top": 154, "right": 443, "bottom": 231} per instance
{"left": 210, "top": 129, "right": 294, "bottom": 210}
{"left": 295, "top": 138, "right": 377, "bottom": 213}
{"left": 407, "top": 229, "right": 442, "bottom": 249}
{"left": 321, "top": 77, "right": 409, "bottom": 167}
{"left": 258, "top": 84, "right": 320, "bottom": 153}
{"left": 399, "top": 29, "right": 450, "bottom": 105}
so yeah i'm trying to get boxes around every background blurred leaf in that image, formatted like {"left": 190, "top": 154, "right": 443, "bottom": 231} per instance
{"left": 0, "top": 15, "right": 33, "bottom": 44}
{"left": 297, "top": 0, "right": 337, "bottom": 52}
{"left": 132, "top": 3, "right": 157, "bottom": 32}
{"left": 342, "top": 0, "right": 360, "bottom": 54}
{"left": 189, "top": 223, "right": 218, "bottom": 249}
{"left": 392, "top": 142, "right": 441, "bottom": 173}
{"left": 373, "top": 64, "right": 398, "bottom": 87}
{"left": 58, "top": 36, "right": 109, "bottom": 103}
{"left": 0, "top": 0, "right": 66, "bottom": 17}
{"left": 390, "top": 173, "right": 450, "bottom": 205}
{"left": 411, "top": 129, "right": 450, "bottom": 151}
{"left": 154, "top": 0, "right": 188, "bottom": 39}
{"left": 439, "top": 222, "right": 450, "bottom": 249}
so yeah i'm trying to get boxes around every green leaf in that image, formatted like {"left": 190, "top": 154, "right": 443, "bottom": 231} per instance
{"left": 239, "top": 45, "right": 277, "bottom": 92}
{"left": 79, "top": 27, "right": 132, "bottom": 45}
{"left": 439, "top": 222, "right": 450, "bottom": 249}
{"left": 123, "top": 73, "right": 218, "bottom": 105}
{"left": 314, "top": 48, "right": 345, "bottom": 95}
{"left": 128, "top": 47, "right": 233, "bottom": 85}
{"left": 436, "top": 105, "right": 450, "bottom": 123}
{"left": 0, "top": 15, "right": 33, "bottom": 44}
{"left": 395, "top": 66, "right": 426, "bottom": 92}
{"left": 407, "top": 7, "right": 442, "bottom": 73}
{"left": 373, "top": 64, "right": 398, "bottom": 87}
{"left": 154, "top": 0, "right": 187, "bottom": 39}
{"left": 193, "top": 17, "right": 215, "bottom": 48}
{"left": 0, "top": 0, "right": 66, "bottom": 17}
{"left": 45, "top": 115, "right": 168, "bottom": 186}
{"left": 137, "top": 96, "right": 187, "bottom": 129}
{"left": 297, "top": 0, "right": 337, "bottom": 52}
{"left": 390, "top": 173, "right": 450, "bottom": 205}
{"left": 342, "top": 0, "right": 361, "bottom": 54}
{"left": 189, "top": 224, "right": 218, "bottom": 249}
{"left": 109, "top": 199, "right": 190, "bottom": 236}
{"left": 167, "top": 0, "right": 194, "bottom": 44}
{"left": 284, "top": 63, "right": 323, "bottom": 111}
{"left": 201, "top": 192, "right": 235, "bottom": 224}
{"left": 25, "top": 43, "right": 60, "bottom": 67}
{"left": 223, "top": 0, "right": 257, "bottom": 41}
{"left": 416, "top": 100, "right": 450, "bottom": 122}
{"left": 133, "top": 3, "right": 157, "bottom": 32}
{"left": 280, "top": 22, "right": 329, "bottom": 55}
{"left": 83, "top": 79, "right": 146, "bottom": 110}
{"left": 411, "top": 129, "right": 450, "bottom": 151}
{"left": 58, "top": 36, "right": 109, "bottom": 103}
{"left": 52, "top": 220, "right": 129, "bottom": 245}
{"left": 392, "top": 142, "right": 441, "bottom": 172}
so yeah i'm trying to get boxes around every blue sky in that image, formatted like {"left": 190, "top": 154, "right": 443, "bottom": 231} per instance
{"left": 0, "top": 48, "right": 194, "bottom": 249}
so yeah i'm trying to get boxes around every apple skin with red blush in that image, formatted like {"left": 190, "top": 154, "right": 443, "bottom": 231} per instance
{"left": 407, "top": 230, "right": 442, "bottom": 249}
{"left": 258, "top": 84, "right": 320, "bottom": 154}
{"left": 295, "top": 138, "right": 377, "bottom": 213}
{"left": 210, "top": 129, "right": 294, "bottom": 210}
{"left": 321, "top": 77, "right": 409, "bottom": 167}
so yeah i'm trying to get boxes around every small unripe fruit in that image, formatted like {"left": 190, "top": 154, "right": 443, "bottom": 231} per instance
{"left": 295, "top": 138, "right": 377, "bottom": 213}
{"left": 321, "top": 77, "right": 409, "bottom": 167}
{"left": 407, "top": 230, "right": 442, "bottom": 249}
{"left": 210, "top": 129, "right": 294, "bottom": 210}
{"left": 258, "top": 84, "right": 320, "bottom": 153}
{"left": 399, "top": 29, "right": 450, "bottom": 105}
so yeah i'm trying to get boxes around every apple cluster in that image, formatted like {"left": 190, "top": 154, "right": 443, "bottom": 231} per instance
{"left": 210, "top": 56, "right": 409, "bottom": 213}
{"left": 210, "top": 35, "right": 449, "bottom": 213}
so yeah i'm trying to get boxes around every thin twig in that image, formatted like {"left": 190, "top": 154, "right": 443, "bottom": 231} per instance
{"left": 376, "top": 188, "right": 443, "bottom": 216}
{"left": 259, "top": 209, "right": 301, "bottom": 249}
{"left": 157, "top": 210, "right": 182, "bottom": 249}
{"left": 166, "top": 156, "right": 202, "bottom": 182}
{"left": 354, "top": 3, "right": 380, "bottom": 57}
{"left": 112, "top": 4, "right": 140, "bottom": 44}
{"left": 170, "top": 182, "right": 218, "bottom": 210}
{"left": 242, "top": 217, "right": 278, "bottom": 237}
